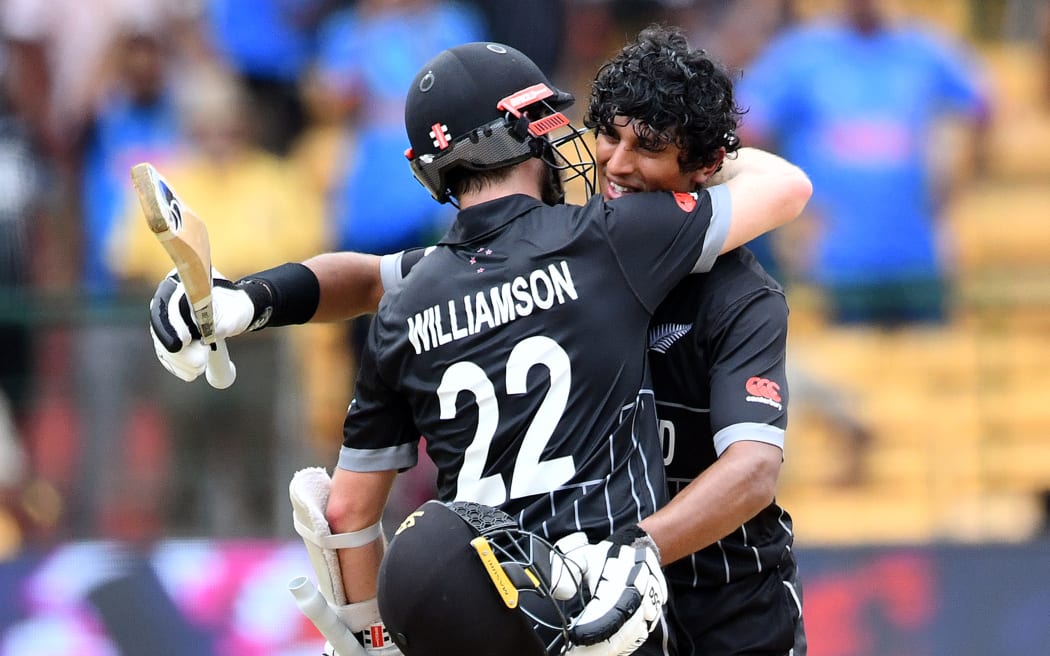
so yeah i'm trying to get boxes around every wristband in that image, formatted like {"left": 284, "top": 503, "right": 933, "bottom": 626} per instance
{"left": 237, "top": 262, "right": 320, "bottom": 330}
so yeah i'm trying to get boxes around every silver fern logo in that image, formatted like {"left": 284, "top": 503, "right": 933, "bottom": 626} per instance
{"left": 648, "top": 323, "right": 692, "bottom": 353}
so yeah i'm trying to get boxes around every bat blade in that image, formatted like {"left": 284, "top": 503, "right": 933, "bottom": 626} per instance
{"left": 131, "top": 162, "right": 237, "bottom": 389}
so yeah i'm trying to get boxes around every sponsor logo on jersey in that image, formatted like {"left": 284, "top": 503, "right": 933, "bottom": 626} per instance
{"left": 648, "top": 323, "right": 693, "bottom": 353}
{"left": 673, "top": 191, "right": 699, "bottom": 212}
{"left": 745, "top": 376, "right": 782, "bottom": 410}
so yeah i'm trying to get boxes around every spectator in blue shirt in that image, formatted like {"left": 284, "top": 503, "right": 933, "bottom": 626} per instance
{"left": 740, "top": 0, "right": 991, "bottom": 326}
{"left": 203, "top": 0, "right": 329, "bottom": 155}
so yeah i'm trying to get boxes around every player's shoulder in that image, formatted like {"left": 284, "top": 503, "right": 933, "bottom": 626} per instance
{"left": 376, "top": 247, "right": 451, "bottom": 314}
{"left": 603, "top": 189, "right": 711, "bottom": 218}
{"left": 713, "top": 247, "right": 784, "bottom": 292}
{"left": 662, "top": 247, "right": 786, "bottom": 319}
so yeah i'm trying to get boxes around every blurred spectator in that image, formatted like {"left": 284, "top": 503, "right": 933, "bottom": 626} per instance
{"left": 107, "top": 65, "right": 328, "bottom": 537}
{"left": 0, "top": 63, "right": 53, "bottom": 544}
{"left": 0, "top": 1, "right": 205, "bottom": 167}
{"left": 0, "top": 60, "right": 43, "bottom": 431}
{"left": 0, "top": 390, "right": 28, "bottom": 557}
{"left": 201, "top": 0, "right": 333, "bottom": 156}
{"left": 80, "top": 26, "right": 189, "bottom": 300}
{"left": 0, "top": 7, "right": 207, "bottom": 537}
{"left": 0, "top": 1, "right": 206, "bottom": 291}
{"left": 739, "top": 0, "right": 991, "bottom": 327}
{"left": 71, "top": 20, "right": 196, "bottom": 539}
{"left": 467, "top": 0, "right": 565, "bottom": 76}
{"left": 666, "top": 0, "right": 795, "bottom": 72}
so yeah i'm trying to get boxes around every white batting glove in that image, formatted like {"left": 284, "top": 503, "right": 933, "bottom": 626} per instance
{"left": 148, "top": 268, "right": 255, "bottom": 382}
{"left": 319, "top": 598, "right": 403, "bottom": 656}
{"left": 553, "top": 526, "right": 668, "bottom": 656}
{"left": 322, "top": 640, "right": 402, "bottom": 656}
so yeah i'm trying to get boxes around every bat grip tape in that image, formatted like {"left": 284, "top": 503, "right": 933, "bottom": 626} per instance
{"left": 237, "top": 262, "right": 320, "bottom": 329}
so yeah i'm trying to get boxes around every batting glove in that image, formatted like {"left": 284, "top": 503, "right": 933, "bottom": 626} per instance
{"left": 148, "top": 268, "right": 255, "bottom": 382}
{"left": 322, "top": 639, "right": 403, "bottom": 656}
{"left": 553, "top": 525, "right": 668, "bottom": 656}
{"left": 320, "top": 597, "right": 403, "bottom": 656}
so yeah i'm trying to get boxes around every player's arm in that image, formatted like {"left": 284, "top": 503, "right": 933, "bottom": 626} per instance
{"left": 712, "top": 146, "right": 813, "bottom": 254}
{"left": 289, "top": 464, "right": 402, "bottom": 656}
{"left": 638, "top": 441, "right": 783, "bottom": 565}
{"left": 642, "top": 287, "right": 790, "bottom": 564}
{"left": 150, "top": 248, "right": 431, "bottom": 383}
{"left": 303, "top": 251, "right": 386, "bottom": 321}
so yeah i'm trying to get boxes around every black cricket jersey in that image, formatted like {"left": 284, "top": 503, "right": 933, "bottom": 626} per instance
{"left": 647, "top": 247, "right": 795, "bottom": 590}
{"left": 342, "top": 188, "right": 730, "bottom": 543}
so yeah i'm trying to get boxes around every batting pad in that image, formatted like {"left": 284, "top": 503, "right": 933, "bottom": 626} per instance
{"left": 289, "top": 467, "right": 383, "bottom": 607}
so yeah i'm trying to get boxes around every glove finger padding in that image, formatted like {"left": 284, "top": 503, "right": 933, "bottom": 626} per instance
{"left": 150, "top": 324, "right": 209, "bottom": 381}
{"left": 150, "top": 272, "right": 194, "bottom": 353}
{"left": 550, "top": 531, "right": 589, "bottom": 601}
{"left": 565, "top": 527, "right": 667, "bottom": 655}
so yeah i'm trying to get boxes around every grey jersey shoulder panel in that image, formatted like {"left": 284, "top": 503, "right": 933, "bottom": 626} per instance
{"left": 693, "top": 184, "right": 731, "bottom": 273}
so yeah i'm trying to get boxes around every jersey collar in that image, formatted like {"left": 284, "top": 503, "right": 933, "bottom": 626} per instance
{"left": 439, "top": 194, "right": 543, "bottom": 245}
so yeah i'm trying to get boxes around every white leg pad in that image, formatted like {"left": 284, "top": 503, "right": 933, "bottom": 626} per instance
{"left": 289, "top": 467, "right": 383, "bottom": 607}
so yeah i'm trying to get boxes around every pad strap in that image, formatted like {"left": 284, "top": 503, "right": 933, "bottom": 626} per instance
{"left": 295, "top": 516, "right": 384, "bottom": 550}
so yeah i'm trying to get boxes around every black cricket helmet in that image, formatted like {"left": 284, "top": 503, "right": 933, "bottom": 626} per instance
{"left": 377, "top": 500, "right": 587, "bottom": 656}
{"left": 404, "top": 41, "right": 594, "bottom": 204}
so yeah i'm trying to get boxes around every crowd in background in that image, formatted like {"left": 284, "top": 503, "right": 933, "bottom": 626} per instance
{"left": 0, "top": 0, "right": 1048, "bottom": 555}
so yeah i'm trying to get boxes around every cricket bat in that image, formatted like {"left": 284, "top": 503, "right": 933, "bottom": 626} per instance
{"left": 131, "top": 162, "right": 237, "bottom": 389}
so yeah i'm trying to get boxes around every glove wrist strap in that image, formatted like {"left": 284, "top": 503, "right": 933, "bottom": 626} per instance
{"left": 612, "top": 524, "right": 661, "bottom": 562}
{"left": 237, "top": 262, "right": 320, "bottom": 329}
{"left": 333, "top": 598, "right": 395, "bottom": 651}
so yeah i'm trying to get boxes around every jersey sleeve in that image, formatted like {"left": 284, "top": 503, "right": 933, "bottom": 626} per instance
{"left": 338, "top": 332, "right": 420, "bottom": 473}
{"left": 379, "top": 247, "right": 433, "bottom": 296}
{"left": 920, "top": 29, "right": 989, "bottom": 117}
{"left": 707, "top": 289, "right": 789, "bottom": 457}
{"left": 604, "top": 186, "right": 730, "bottom": 313}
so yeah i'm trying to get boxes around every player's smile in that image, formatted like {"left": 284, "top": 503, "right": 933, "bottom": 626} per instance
{"left": 594, "top": 115, "right": 708, "bottom": 200}
{"left": 607, "top": 179, "right": 638, "bottom": 198}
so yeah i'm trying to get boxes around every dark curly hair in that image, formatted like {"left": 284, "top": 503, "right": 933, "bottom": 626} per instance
{"left": 586, "top": 24, "right": 743, "bottom": 172}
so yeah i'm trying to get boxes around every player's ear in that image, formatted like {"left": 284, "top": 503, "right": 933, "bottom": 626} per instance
{"left": 690, "top": 147, "right": 727, "bottom": 188}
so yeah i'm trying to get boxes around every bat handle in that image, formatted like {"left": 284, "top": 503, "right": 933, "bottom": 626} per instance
{"left": 205, "top": 338, "right": 237, "bottom": 389}
{"left": 289, "top": 576, "right": 368, "bottom": 656}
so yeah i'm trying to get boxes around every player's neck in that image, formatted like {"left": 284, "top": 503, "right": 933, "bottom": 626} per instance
{"left": 458, "top": 160, "right": 545, "bottom": 209}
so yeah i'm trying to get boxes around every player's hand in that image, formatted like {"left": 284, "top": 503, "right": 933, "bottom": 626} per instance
{"left": 316, "top": 596, "right": 404, "bottom": 656}
{"left": 553, "top": 526, "right": 668, "bottom": 656}
{"left": 149, "top": 268, "right": 254, "bottom": 382}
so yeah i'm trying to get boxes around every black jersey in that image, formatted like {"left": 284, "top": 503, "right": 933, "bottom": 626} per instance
{"left": 647, "top": 247, "right": 794, "bottom": 590}
{"left": 342, "top": 189, "right": 730, "bottom": 543}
